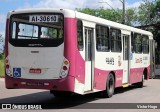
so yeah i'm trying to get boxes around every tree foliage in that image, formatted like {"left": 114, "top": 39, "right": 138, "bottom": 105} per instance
{"left": 77, "top": 7, "right": 136, "bottom": 26}
{"left": 76, "top": 0, "right": 159, "bottom": 27}
{"left": 137, "top": 0, "right": 155, "bottom": 25}
{"left": 125, "top": 8, "right": 137, "bottom": 26}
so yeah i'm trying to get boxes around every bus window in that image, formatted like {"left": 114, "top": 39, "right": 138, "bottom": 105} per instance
{"left": 41, "top": 27, "right": 57, "bottom": 39}
{"left": 96, "top": 25, "right": 109, "bottom": 52}
{"left": 134, "top": 33, "right": 142, "bottom": 53}
{"left": 77, "top": 20, "right": 83, "bottom": 51}
{"left": 18, "top": 23, "right": 38, "bottom": 39}
{"left": 10, "top": 13, "right": 64, "bottom": 47}
{"left": 110, "top": 28, "right": 121, "bottom": 52}
{"left": 142, "top": 35, "right": 149, "bottom": 53}
{"left": 58, "top": 29, "right": 63, "bottom": 39}
{"left": 12, "top": 22, "right": 16, "bottom": 39}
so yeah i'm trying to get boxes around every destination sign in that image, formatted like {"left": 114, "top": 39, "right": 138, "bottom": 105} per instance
{"left": 29, "top": 15, "right": 58, "bottom": 22}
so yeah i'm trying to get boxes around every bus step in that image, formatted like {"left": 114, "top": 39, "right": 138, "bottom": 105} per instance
{"left": 122, "top": 83, "right": 129, "bottom": 88}
{"left": 84, "top": 90, "right": 93, "bottom": 94}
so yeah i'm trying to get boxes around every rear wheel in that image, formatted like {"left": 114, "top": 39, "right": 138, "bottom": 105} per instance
{"left": 101, "top": 73, "right": 115, "bottom": 98}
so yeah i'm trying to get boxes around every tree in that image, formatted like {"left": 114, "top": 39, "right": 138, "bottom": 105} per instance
{"left": 136, "top": 0, "right": 160, "bottom": 64}
{"left": 77, "top": 7, "right": 137, "bottom": 26}
{"left": 0, "top": 34, "right": 4, "bottom": 56}
{"left": 137, "top": 0, "right": 155, "bottom": 26}
{"left": 125, "top": 8, "right": 137, "bottom": 26}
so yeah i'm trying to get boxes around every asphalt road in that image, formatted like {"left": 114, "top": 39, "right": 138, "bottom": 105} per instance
{"left": 0, "top": 78, "right": 160, "bottom": 112}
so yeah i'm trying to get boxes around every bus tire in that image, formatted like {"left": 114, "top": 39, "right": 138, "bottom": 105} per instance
{"left": 138, "top": 74, "right": 144, "bottom": 88}
{"left": 137, "top": 74, "right": 144, "bottom": 88}
{"left": 102, "top": 73, "right": 115, "bottom": 98}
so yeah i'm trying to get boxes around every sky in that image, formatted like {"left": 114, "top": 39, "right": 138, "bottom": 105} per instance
{"left": 0, "top": 0, "right": 143, "bottom": 38}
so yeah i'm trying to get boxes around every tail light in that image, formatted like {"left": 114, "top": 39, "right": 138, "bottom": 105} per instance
{"left": 60, "top": 58, "right": 70, "bottom": 78}
{"left": 63, "top": 66, "right": 67, "bottom": 71}
{"left": 5, "top": 57, "right": 12, "bottom": 77}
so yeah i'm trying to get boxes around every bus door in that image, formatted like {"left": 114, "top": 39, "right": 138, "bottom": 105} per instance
{"left": 84, "top": 27, "right": 93, "bottom": 91}
{"left": 123, "top": 34, "right": 130, "bottom": 84}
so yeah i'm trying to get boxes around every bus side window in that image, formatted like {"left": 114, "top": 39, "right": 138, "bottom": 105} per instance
{"left": 110, "top": 28, "right": 122, "bottom": 52}
{"left": 77, "top": 20, "right": 83, "bottom": 51}
{"left": 134, "top": 33, "right": 142, "bottom": 53}
{"left": 142, "top": 35, "right": 149, "bottom": 53}
{"left": 96, "top": 25, "right": 109, "bottom": 52}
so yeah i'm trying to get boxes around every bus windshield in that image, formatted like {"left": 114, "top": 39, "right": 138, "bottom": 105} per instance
{"left": 9, "top": 13, "right": 64, "bottom": 47}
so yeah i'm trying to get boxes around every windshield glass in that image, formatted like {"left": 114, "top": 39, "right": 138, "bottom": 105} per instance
{"left": 10, "top": 13, "right": 64, "bottom": 47}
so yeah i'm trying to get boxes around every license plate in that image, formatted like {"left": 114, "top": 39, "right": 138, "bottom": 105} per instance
{"left": 29, "top": 68, "right": 41, "bottom": 74}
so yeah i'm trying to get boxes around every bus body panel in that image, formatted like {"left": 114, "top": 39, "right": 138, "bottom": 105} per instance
{"left": 93, "top": 68, "right": 123, "bottom": 90}
{"left": 7, "top": 43, "right": 64, "bottom": 79}
{"left": 64, "top": 18, "right": 76, "bottom": 78}
{"left": 5, "top": 75, "right": 75, "bottom": 91}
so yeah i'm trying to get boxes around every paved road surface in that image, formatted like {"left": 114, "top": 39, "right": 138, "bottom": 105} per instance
{"left": 0, "top": 78, "right": 160, "bottom": 112}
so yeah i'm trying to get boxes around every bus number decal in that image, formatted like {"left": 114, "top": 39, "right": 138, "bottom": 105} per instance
{"left": 106, "top": 57, "right": 114, "bottom": 65}
{"left": 29, "top": 15, "right": 58, "bottom": 22}
{"left": 118, "top": 56, "right": 122, "bottom": 66}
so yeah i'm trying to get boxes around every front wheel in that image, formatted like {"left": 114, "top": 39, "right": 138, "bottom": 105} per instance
{"left": 133, "top": 73, "right": 144, "bottom": 88}
{"left": 102, "top": 73, "right": 115, "bottom": 98}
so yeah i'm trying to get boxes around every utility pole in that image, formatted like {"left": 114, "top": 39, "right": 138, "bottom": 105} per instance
{"left": 120, "top": 0, "right": 125, "bottom": 24}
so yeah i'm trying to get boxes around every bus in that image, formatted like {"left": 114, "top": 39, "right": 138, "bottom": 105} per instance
{"left": 5, "top": 8, "right": 154, "bottom": 98}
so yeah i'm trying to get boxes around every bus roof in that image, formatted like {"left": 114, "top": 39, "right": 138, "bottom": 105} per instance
{"left": 7, "top": 8, "right": 75, "bottom": 18}
{"left": 7, "top": 8, "right": 153, "bottom": 37}
{"left": 75, "top": 11, "right": 153, "bottom": 37}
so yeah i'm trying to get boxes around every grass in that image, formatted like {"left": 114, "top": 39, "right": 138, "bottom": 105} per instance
{"left": 0, "top": 54, "right": 4, "bottom": 78}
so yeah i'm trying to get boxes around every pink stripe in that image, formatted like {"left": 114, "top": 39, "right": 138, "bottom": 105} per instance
{"left": 5, "top": 19, "right": 9, "bottom": 86}
{"left": 94, "top": 68, "right": 123, "bottom": 90}
{"left": 5, "top": 19, "right": 9, "bottom": 57}
{"left": 64, "top": 18, "right": 85, "bottom": 84}
{"left": 64, "top": 18, "right": 77, "bottom": 78}
{"left": 130, "top": 66, "right": 150, "bottom": 83}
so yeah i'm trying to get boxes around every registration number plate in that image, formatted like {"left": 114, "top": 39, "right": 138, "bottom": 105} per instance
{"left": 29, "top": 68, "right": 41, "bottom": 74}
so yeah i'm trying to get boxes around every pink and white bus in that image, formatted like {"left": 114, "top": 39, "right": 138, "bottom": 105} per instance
{"left": 5, "top": 9, "right": 154, "bottom": 97}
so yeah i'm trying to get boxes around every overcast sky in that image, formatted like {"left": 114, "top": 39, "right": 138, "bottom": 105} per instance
{"left": 0, "top": 0, "right": 143, "bottom": 37}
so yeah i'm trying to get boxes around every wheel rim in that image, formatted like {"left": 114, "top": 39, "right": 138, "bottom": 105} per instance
{"left": 108, "top": 76, "right": 114, "bottom": 93}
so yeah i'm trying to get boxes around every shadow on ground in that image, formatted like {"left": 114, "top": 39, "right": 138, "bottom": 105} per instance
{"left": 0, "top": 85, "right": 145, "bottom": 109}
